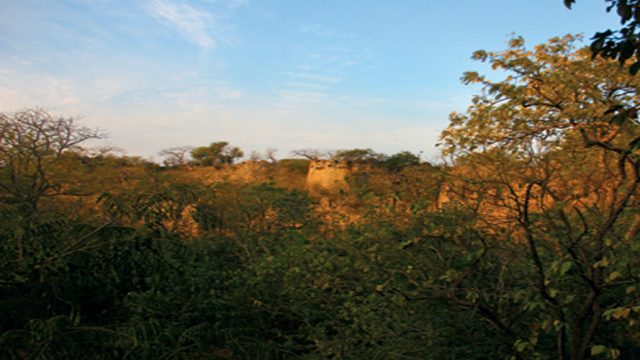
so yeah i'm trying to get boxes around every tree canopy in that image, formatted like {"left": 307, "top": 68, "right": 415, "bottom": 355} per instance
{"left": 333, "top": 148, "right": 385, "bottom": 162}
{"left": 0, "top": 109, "right": 103, "bottom": 216}
{"left": 440, "top": 35, "right": 640, "bottom": 359}
{"left": 190, "top": 141, "right": 244, "bottom": 166}
{"left": 384, "top": 151, "right": 421, "bottom": 172}
{"left": 565, "top": 0, "right": 640, "bottom": 73}
{"left": 441, "top": 34, "right": 640, "bottom": 157}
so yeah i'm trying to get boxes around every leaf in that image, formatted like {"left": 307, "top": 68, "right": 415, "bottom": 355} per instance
{"left": 591, "top": 37, "right": 606, "bottom": 55}
{"left": 514, "top": 339, "right": 529, "bottom": 352}
{"left": 617, "top": 1, "right": 633, "bottom": 23}
{"left": 620, "top": 40, "right": 636, "bottom": 62}
{"left": 560, "top": 261, "right": 572, "bottom": 275}
{"left": 465, "top": 291, "right": 479, "bottom": 303}
{"left": 608, "top": 271, "right": 621, "bottom": 282}
{"left": 471, "top": 50, "right": 488, "bottom": 61}
{"left": 609, "top": 348, "right": 621, "bottom": 359}
{"left": 593, "top": 257, "right": 610, "bottom": 268}
{"left": 608, "top": 307, "right": 632, "bottom": 320}
{"left": 591, "top": 345, "right": 607, "bottom": 356}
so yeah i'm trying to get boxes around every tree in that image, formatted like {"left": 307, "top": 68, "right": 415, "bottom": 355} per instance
{"left": 290, "top": 149, "right": 326, "bottom": 160}
{"left": 333, "top": 148, "right": 385, "bottom": 162}
{"left": 190, "top": 141, "right": 244, "bottom": 166}
{"left": 441, "top": 34, "right": 640, "bottom": 157}
{"left": 265, "top": 148, "right": 278, "bottom": 164}
{"left": 247, "top": 148, "right": 277, "bottom": 163}
{"left": 159, "top": 146, "right": 193, "bottom": 167}
{"left": 383, "top": 151, "right": 421, "bottom": 172}
{"left": 565, "top": 0, "right": 640, "bottom": 73}
{"left": 439, "top": 35, "right": 640, "bottom": 359}
{"left": 220, "top": 145, "right": 244, "bottom": 164}
{"left": 0, "top": 108, "right": 103, "bottom": 216}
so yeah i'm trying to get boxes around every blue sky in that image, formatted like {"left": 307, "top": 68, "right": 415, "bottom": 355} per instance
{"left": 0, "top": 0, "right": 620, "bottom": 161}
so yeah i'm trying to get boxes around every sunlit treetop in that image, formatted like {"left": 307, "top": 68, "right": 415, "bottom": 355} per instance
{"left": 440, "top": 34, "right": 640, "bottom": 159}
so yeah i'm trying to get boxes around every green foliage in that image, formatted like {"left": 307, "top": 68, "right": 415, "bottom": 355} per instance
{"left": 438, "top": 35, "right": 640, "bottom": 359}
{"left": 565, "top": 0, "right": 640, "bottom": 74}
{"left": 193, "top": 182, "right": 316, "bottom": 256}
{"left": 334, "top": 148, "right": 385, "bottom": 163}
{"left": 4, "top": 38, "right": 640, "bottom": 359}
{"left": 276, "top": 158, "right": 310, "bottom": 175}
{"left": 383, "top": 151, "right": 421, "bottom": 172}
{"left": 191, "top": 141, "right": 244, "bottom": 166}
{"left": 441, "top": 34, "right": 640, "bottom": 158}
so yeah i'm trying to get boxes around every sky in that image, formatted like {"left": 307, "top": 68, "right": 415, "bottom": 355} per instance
{"left": 0, "top": 0, "right": 621, "bottom": 161}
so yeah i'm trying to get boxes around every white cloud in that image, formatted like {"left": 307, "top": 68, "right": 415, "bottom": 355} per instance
{"left": 0, "top": 71, "right": 80, "bottom": 112}
{"left": 45, "top": 77, "right": 79, "bottom": 106}
{"left": 147, "top": 0, "right": 215, "bottom": 48}
{"left": 92, "top": 77, "right": 129, "bottom": 102}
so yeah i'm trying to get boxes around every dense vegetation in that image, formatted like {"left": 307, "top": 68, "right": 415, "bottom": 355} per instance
{"left": 2, "top": 36, "right": 640, "bottom": 359}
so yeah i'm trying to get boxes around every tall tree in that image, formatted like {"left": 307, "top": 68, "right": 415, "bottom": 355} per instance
{"left": 440, "top": 35, "right": 640, "bottom": 359}
{"left": 0, "top": 108, "right": 103, "bottom": 216}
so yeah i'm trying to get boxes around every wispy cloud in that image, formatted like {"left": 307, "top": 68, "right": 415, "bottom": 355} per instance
{"left": 0, "top": 70, "right": 80, "bottom": 111}
{"left": 45, "top": 77, "right": 80, "bottom": 106}
{"left": 147, "top": 0, "right": 215, "bottom": 48}
{"left": 215, "top": 87, "right": 243, "bottom": 99}
{"left": 228, "top": 0, "right": 247, "bottom": 9}
{"left": 286, "top": 72, "right": 341, "bottom": 85}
